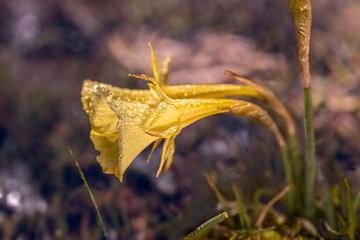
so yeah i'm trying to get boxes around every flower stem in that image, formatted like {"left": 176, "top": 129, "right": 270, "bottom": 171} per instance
{"left": 281, "top": 146, "right": 294, "bottom": 214}
{"left": 289, "top": 0, "right": 315, "bottom": 219}
{"left": 304, "top": 86, "right": 316, "bottom": 218}
{"left": 289, "top": 133, "right": 302, "bottom": 213}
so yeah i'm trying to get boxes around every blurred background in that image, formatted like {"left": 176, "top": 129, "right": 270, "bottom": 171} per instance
{"left": 0, "top": 0, "right": 359, "bottom": 239}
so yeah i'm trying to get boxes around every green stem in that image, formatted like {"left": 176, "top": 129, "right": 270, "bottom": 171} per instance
{"left": 304, "top": 87, "right": 316, "bottom": 219}
{"left": 289, "top": 133, "right": 303, "bottom": 214}
{"left": 289, "top": 134, "right": 301, "bottom": 187}
{"left": 232, "top": 185, "right": 251, "bottom": 230}
{"left": 281, "top": 146, "right": 294, "bottom": 214}
{"left": 344, "top": 178, "right": 356, "bottom": 240}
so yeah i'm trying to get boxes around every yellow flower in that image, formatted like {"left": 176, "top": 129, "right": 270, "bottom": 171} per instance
{"left": 81, "top": 44, "right": 286, "bottom": 181}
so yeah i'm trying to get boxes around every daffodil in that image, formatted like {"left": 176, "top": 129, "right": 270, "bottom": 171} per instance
{"left": 81, "top": 43, "right": 288, "bottom": 181}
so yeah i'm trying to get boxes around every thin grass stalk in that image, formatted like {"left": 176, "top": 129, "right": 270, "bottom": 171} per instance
{"left": 203, "top": 173, "right": 235, "bottom": 228}
{"left": 344, "top": 178, "right": 356, "bottom": 240}
{"left": 281, "top": 146, "right": 294, "bottom": 214}
{"left": 184, "top": 212, "right": 228, "bottom": 240}
{"left": 232, "top": 185, "right": 251, "bottom": 230}
{"left": 289, "top": 133, "right": 303, "bottom": 214}
{"left": 289, "top": 134, "right": 301, "bottom": 191}
{"left": 353, "top": 190, "right": 360, "bottom": 213}
{"left": 320, "top": 174, "right": 336, "bottom": 230}
{"left": 324, "top": 186, "right": 336, "bottom": 231}
{"left": 68, "top": 146, "right": 109, "bottom": 240}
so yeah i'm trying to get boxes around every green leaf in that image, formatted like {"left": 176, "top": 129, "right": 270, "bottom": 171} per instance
{"left": 203, "top": 173, "right": 235, "bottom": 228}
{"left": 343, "top": 178, "right": 356, "bottom": 240}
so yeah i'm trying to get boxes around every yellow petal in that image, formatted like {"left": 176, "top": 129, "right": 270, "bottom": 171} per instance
{"left": 144, "top": 102, "right": 181, "bottom": 138}
{"left": 148, "top": 43, "right": 160, "bottom": 82}
{"left": 83, "top": 86, "right": 120, "bottom": 175}
{"left": 83, "top": 79, "right": 262, "bottom": 105}
{"left": 107, "top": 99, "right": 158, "bottom": 181}
{"left": 171, "top": 98, "right": 286, "bottom": 147}
{"left": 129, "top": 74, "right": 173, "bottom": 102}
{"left": 172, "top": 98, "right": 240, "bottom": 128}
{"left": 82, "top": 79, "right": 158, "bottom": 105}
{"left": 88, "top": 87, "right": 118, "bottom": 135}
{"left": 146, "top": 138, "right": 163, "bottom": 164}
{"left": 163, "top": 84, "right": 262, "bottom": 100}
{"left": 156, "top": 135, "right": 176, "bottom": 177}
{"left": 160, "top": 56, "right": 171, "bottom": 85}
{"left": 164, "top": 139, "right": 175, "bottom": 171}
{"left": 90, "top": 134, "right": 120, "bottom": 175}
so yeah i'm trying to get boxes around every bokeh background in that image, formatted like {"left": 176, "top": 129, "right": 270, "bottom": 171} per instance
{"left": 0, "top": 0, "right": 360, "bottom": 239}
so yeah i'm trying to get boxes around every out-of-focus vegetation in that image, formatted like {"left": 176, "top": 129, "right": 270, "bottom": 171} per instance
{"left": 0, "top": 0, "right": 359, "bottom": 239}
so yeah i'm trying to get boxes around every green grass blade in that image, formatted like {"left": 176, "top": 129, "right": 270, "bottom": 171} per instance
{"left": 281, "top": 146, "right": 295, "bottom": 215}
{"left": 318, "top": 164, "right": 336, "bottom": 229}
{"left": 184, "top": 212, "right": 228, "bottom": 240}
{"left": 353, "top": 189, "right": 360, "bottom": 213}
{"left": 343, "top": 178, "right": 356, "bottom": 240}
{"left": 204, "top": 173, "right": 235, "bottom": 228}
{"left": 323, "top": 185, "right": 336, "bottom": 230}
{"left": 289, "top": 134, "right": 301, "bottom": 189}
{"left": 232, "top": 185, "right": 251, "bottom": 230}
{"left": 68, "top": 146, "right": 109, "bottom": 240}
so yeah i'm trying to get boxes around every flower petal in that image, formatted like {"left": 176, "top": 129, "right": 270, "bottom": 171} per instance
{"left": 163, "top": 84, "right": 262, "bottom": 99}
{"left": 82, "top": 79, "right": 158, "bottom": 105}
{"left": 146, "top": 138, "right": 163, "bottom": 164}
{"left": 84, "top": 86, "right": 120, "bottom": 175}
{"left": 172, "top": 98, "right": 240, "bottom": 128}
{"left": 107, "top": 98, "right": 159, "bottom": 181}
{"left": 144, "top": 102, "right": 181, "bottom": 138}
{"left": 164, "top": 139, "right": 175, "bottom": 171}
{"left": 156, "top": 135, "right": 176, "bottom": 177}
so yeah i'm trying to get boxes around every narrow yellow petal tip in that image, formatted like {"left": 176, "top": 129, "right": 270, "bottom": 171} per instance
{"left": 146, "top": 138, "right": 162, "bottom": 164}
{"left": 160, "top": 56, "right": 172, "bottom": 85}
{"left": 148, "top": 43, "right": 160, "bottom": 81}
